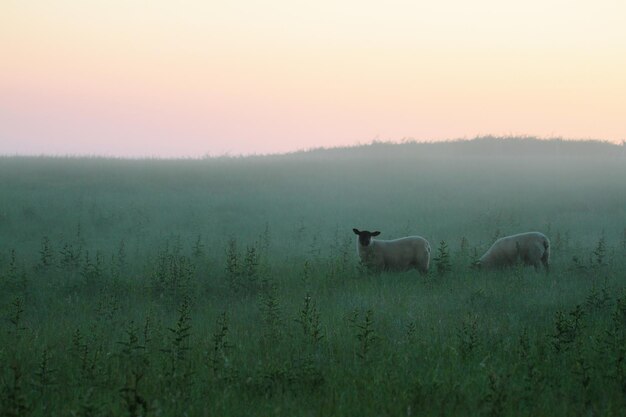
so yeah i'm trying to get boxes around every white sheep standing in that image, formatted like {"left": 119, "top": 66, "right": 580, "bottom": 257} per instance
{"left": 352, "top": 228, "right": 431, "bottom": 274}
{"left": 477, "top": 231, "right": 550, "bottom": 272}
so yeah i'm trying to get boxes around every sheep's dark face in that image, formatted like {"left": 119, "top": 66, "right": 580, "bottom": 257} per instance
{"left": 352, "top": 228, "right": 381, "bottom": 247}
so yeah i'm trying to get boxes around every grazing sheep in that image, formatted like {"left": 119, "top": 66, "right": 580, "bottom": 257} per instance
{"left": 352, "top": 229, "right": 431, "bottom": 274}
{"left": 477, "top": 232, "right": 550, "bottom": 272}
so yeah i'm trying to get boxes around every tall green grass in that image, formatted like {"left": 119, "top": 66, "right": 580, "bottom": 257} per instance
{"left": 1, "top": 137, "right": 626, "bottom": 416}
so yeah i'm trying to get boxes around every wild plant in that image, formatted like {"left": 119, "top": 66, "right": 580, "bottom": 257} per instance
{"left": 153, "top": 246, "right": 195, "bottom": 298}
{"left": 554, "top": 230, "right": 571, "bottom": 252}
{"left": 516, "top": 328, "right": 543, "bottom": 409}
{"left": 457, "top": 313, "right": 479, "bottom": 359}
{"left": 170, "top": 234, "right": 184, "bottom": 255}
{"left": 554, "top": 231, "right": 562, "bottom": 251}
{"left": 117, "top": 239, "right": 127, "bottom": 267}
{"left": 72, "top": 328, "right": 86, "bottom": 356}
{"left": 120, "top": 371, "right": 148, "bottom": 417}
{"left": 585, "top": 279, "right": 612, "bottom": 313}
{"left": 459, "top": 236, "right": 469, "bottom": 255}
{"left": 225, "top": 237, "right": 240, "bottom": 292}
{"left": 59, "top": 242, "right": 81, "bottom": 271}
{"left": 71, "top": 328, "right": 99, "bottom": 383}
{"left": 243, "top": 244, "right": 260, "bottom": 285}
{"left": 349, "top": 309, "right": 376, "bottom": 362}
{"left": 614, "top": 293, "right": 626, "bottom": 331}
{"left": 288, "top": 355, "right": 325, "bottom": 393}
{"left": 329, "top": 231, "right": 352, "bottom": 274}
{"left": 94, "top": 286, "right": 120, "bottom": 323}
{"left": 162, "top": 296, "right": 194, "bottom": 407}
{"left": 471, "top": 247, "right": 480, "bottom": 266}
{"left": 117, "top": 321, "right": 149, "bottom": 417}
{"left": 551, "top": 305, "right": 585, "bottom": 353}
{"left": 483, "top": 371, "right": 508, "bottom": 417}
{"left": 295, "top": 293, "right": 324, "bottom": 348}
{"left": 593, "top": 234, "right": 607, "bottom": 266}
{"left": 111, "top": 239, "right": 127, "bottom": 281}
{"left": 80, "top": 250, "right": 104, "bottom": 283}
{"left": 209, "top": 312, "right": 232, "bottom": 376}
{"left": 257, "top": 222, "right": 272, "bottom": 256}
{"left": 225, "top": 238, "right": 267, "bottom": 293}
{"left": 253, "top": 360, "right": 291, "bottom": 397}
{"left": 0, "top": 363, "right": 30, "bottom": 417}
{"left": 38, "top": 236, "right": 54, "bottom": 270}
{"left": 337, "top": 236, "right": 353, "bottom": 273}
{"left": 74, "top": 222, "right": 85, "bottom": 248}
{"left": 308, "top": 233, "right": 322, "bottom": 259}
{"left": 433, "top": 240, "right": 452, "bottom": 276}
{"left": 606, "top": 293, "right": 626, "bottom": 393}
{"left": 405, "top": 321, "right": 418, "bottom": 345}
{"left": 572, "top": 354, "right": 592, "bottom": 394}
{"left": 58, "top": 223, "right": 87, "bottom": 272}
{"left": 562, "top": 230, "right": 571, "bottom": 250}
{"left": 73, "top": 388, "right": 103, "bottom": 417}
{"left": 4, "top": 249, "right": 18, "bottom": 285}
{"left": 118, "top": 321, "right": 147, "bottom": 366}
{"left": 34, "top": 347, "right": 56, "bottom": 395}
{"left": 192, "top": 234, "right": 204, "bottom": 259}
{"left": 142, "top": 309, "right": 154, "bottom": 349}
{"left": 7, "top": 297, "right": 27, "bottom": 339}
{"left": 301, "top": 260, "right": 312, "bottom": 288}
{"left": 570, "top": 255, "right": 589, "bottom": 272}
{"left": 164, "top": 295, "right": 192, "bottom": 366}
{"left": 259, "top": 277, "right": 282, "bottom": 342}
{"left": 517, "top": 327, "right": 530, "bottom": 360}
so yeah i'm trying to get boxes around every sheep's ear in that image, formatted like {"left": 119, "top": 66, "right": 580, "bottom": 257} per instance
{"left": 353, "top": 228, "right": 361, "bottom": 235}
{"left": 371, "top": 231, "right": 381, "bottom": 236}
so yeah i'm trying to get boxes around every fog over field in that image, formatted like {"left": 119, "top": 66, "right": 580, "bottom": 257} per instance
{"left": 1, "top": 137, "right": 626, "bottom": 416}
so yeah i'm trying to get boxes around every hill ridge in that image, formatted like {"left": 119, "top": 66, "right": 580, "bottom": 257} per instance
{"left": 0, "top": 136, "right": 624, "bottom": 161}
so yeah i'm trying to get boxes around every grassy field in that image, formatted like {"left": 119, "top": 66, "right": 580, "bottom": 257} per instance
{"left": 1, "top": 137, "right": 626, "bottom": 416}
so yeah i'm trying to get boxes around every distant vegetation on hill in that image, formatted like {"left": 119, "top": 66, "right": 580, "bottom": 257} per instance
{"left": 284, "top": 136, "right": 625, "bottom": 160}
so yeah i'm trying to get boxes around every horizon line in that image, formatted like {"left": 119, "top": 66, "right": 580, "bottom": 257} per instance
{"left": 0, "top": 135, "right": 623, "bottom": 161}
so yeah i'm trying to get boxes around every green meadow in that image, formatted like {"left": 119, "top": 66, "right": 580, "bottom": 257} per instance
{"left": 1, "top": 137, "right": 626, "bottom": 416}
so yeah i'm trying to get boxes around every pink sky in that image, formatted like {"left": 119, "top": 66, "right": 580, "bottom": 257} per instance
{"left": 2, "top": 1, "right": 625, "bottom": 157}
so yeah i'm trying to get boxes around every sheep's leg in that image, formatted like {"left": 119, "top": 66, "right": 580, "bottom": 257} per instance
{"left": 527, "top": 244, "right": 545, "bottom": 273}
{"left": 541, "top": 248, "right": 550, "bottom": 273}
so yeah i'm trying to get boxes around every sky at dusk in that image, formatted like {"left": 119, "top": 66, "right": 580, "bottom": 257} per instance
{"left": 1, "top": 0, "right": 625, "bottom": 157}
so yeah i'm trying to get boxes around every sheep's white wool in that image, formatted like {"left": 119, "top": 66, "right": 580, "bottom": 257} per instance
{"left": 356, "top": 235, "right": 431, "bottom": 274}
{"left": 478, "top": 232, "right": 550, "bottom": 272}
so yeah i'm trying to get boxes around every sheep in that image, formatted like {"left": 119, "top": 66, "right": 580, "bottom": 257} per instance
{"left": 352, "top": 228, "right": 431, "bottom": 274}
{"left": 476, "top": 231, "right": 550, "bottom": 272}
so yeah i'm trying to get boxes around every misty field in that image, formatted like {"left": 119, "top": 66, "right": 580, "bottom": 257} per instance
{"left": 1, "top": 138, "right": 626, "bottom": 417}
